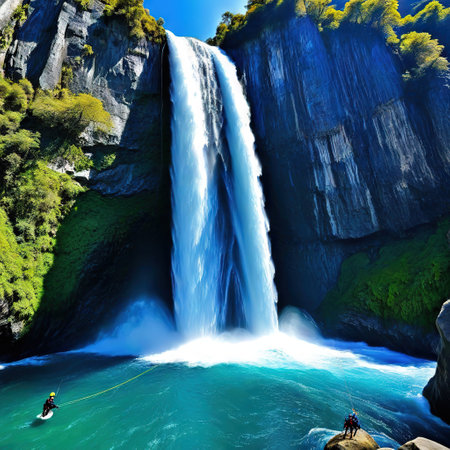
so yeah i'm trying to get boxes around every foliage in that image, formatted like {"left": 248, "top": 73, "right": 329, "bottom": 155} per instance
{"left": 0, "top": 4, "right": 29, "bottom": 50}
{"left": 42, "top": 191, "right": 155, "bottom": 313}
{"left": 62, "top": 144, "right": 93, "bottom": 172}
{"left": 12, "top": 4, "right": 29, "bottom": 25}
{"left": 96, "top": 152, "right": 116, "bottom": 170}
{"left": 209, "top": 0, "right": 449, "bottom": 81}
{"left": 103, "top": 0, "right": 166, "bottom": 43}
{"left": 31, "top": 89, "right": 112, "bottom": 137}
{"left": 0, "top": 129, "right": 40, "bottom": 159}
{"left": 60, "top": 65, "right": 73, "bottom": 89}
{"left": 74, "top": 0, "right": 93, "bottom": 10}
{"left": 0, "top": 74, "right": 115, "bottom": 330}
{"left": 0, "top": 25, "right": 14, "bottom": 50}
{"left": 0, "top": 164, "right": 83, "bottom": 323}
{"left": 399, "top": 31, "right": 448, "bottom": 78}
{"left": 402, "top": 1, "right": 450, "bottom": 50}
{"left": 319, "top": 219, "right": 450, "bottom": 329}
{"left": 83, "top": 44, "right": 94, "bottom": 57}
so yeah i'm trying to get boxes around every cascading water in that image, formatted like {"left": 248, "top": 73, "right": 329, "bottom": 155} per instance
{"left": 167, "top": 31, "right": 278, "bottom": 337}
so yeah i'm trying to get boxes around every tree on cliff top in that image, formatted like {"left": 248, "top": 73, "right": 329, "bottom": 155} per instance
{"left": 103, "top": 0, "right": 165, "bottom": 43}
{"left": 400, "top": 31, "right": 449, "bottom": 78}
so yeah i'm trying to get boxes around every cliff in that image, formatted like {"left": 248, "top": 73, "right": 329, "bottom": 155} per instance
{"left": 0, "top": 0, "right": 172, "bottom": 360}
{"left": 226, "top": 16, "right": 450, "bottom": 354}
{"left": 5, "top": 0, "right": 166, "bottom": 187}
{"left": 423, "top": 300, "right": 450, "bottom": 425}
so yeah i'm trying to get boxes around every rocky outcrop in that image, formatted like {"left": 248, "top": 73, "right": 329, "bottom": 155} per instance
{"left": 325, "top": 432, "right": 449, "bottom": 450}
{"left": 324, "top": 312, "right": 440, "bottom": 359}
{"left": 325, "top": 429, "right": 380, "bottom": 449}
{"left": 399, "top": 437, "right": 450, "bottom": 450}
{"left": 227, "top": 17, "right": 450, "bottom": 319}
{"left": 423, "top": 300, "right": 450, "bottom": 424}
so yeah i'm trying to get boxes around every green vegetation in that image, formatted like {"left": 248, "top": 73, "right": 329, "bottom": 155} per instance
{"left": 31, "top": 89, "right": 112, "bottom": 137}
{"left": 0, "top": 73, "right": 112, "bottom": 330}
{"left": 83, "top": 44, "right": 94, "bottom": 57}
{"left": 0, "top": 165, "right": 83, "bottom": 322}
{"left": 320, "top": 219, "right": 450, "bottom": 329}
{"left": 74, "top": 0, "right": 93, "bottom": 10}
{"left": 103, "top": 0, "right": 166, "bottom": 43}
{"left": 208, "top": 0, "right": 449, "bottom": 80}
{"left": 400, "top": 31, "right": 448, "bottom": 78}
{"left": 0, "top": 4, "right": 29, "bottom": 49}
{"left": 41, "top": 191, "right": 156, "bottom": 314}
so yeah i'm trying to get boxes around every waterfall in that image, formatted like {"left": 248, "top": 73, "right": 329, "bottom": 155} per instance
{"left": 167, "top": 31, "right": 278, "bottom": 338}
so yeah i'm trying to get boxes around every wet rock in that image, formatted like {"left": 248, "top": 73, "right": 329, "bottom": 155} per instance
{"left": 398, "top": 437, "right": 450, "bottom": 450}
{"left": 423, "top": 300, "right": 450, "bottom": 424}
{"left": 88, "top": 163, "right": 159, "bottom": 196}
{"left": 228, "top": 16, "right": 450, "bottom": 329}
{"left": 324, "top": 311, "right": 440, "bottom": 359}
{"left": 324, "top": 429, "right": 380, "bottom": 449}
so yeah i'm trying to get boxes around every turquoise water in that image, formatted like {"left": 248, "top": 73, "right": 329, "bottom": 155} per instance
{"left": 1, "top": 332, "right": 450, "bottom": 449}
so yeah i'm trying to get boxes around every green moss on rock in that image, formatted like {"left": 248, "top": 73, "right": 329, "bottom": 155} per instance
{"left": 319, "top": 219, "right": 450, "bottom": 329}
{"left": 41, "top": 190, "right": 157, "bottom": 314}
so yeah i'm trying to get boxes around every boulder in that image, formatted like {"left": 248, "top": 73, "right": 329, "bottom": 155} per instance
{"left": 423, "top": 300, "right": 450, "bottom": 424}
{"left": 324, "top": 429, "right": 379, "bottom": 449}
{"left": 398, "top": 437, "right": 450, "bottom": 450}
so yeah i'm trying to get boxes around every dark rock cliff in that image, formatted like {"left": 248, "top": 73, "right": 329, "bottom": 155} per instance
{"left": 226, "top": 17, "right": 450, "bottom": 349}
{"left": 0, "top": 0, "right": 173, "bottom": 360}
{"left": 423, "top": 300, "right": 450, "bottom": 425}
{"left": 5, "top": 0, "right": 168, "bottom": 194}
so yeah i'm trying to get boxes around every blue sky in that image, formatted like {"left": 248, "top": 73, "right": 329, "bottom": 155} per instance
{"left": 144, "top": 0, "right": 247, "bottom": 40}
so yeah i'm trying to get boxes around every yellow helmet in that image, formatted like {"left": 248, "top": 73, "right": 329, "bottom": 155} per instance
{"left": 50, "top": 392, "right": 56, "bottom": 397}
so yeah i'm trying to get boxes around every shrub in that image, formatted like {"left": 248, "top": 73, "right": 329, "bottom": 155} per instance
{"left": 18, "top": 79, "right": 34, "bottom": 101}
{"left": 103, "top": 0, "right": 165, "bottom": 43}
{"left": 63, "top": 144, "right": 93, "bottom": 172}
{"left": 0, "top": 111, "right": 23, "bottom": 133}
{"left": 0, "top": 25, "right": 14, "bottom": 50}
{"left": 97, "top": 152, "right": 116, "bottom": 170}
{"left": 12, "top": 4, "right": 29, "bottom": 25}
{"left": 400, "top": 31, "right": 448, "bottom": 78}
{"left": 60, "top": 65, "right": 73, "bottom": 89}
{"left": 83, "top": 44, "right": 94, "bottom": 57}
{"left": 4, "top": 83, "right": 28, "bottom": 112}
{"left": 0, "top": 129, "right": 40, "bottom": 158}
{"left": 31, "top": 90, "right": 112, "bottom": 138}
{"left": 74, "top": 0, "right": 93, "bottom": 10}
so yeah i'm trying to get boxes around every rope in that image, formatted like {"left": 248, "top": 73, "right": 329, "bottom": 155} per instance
{"left": 59, "top": 365, "right": 159, "bottom": 407}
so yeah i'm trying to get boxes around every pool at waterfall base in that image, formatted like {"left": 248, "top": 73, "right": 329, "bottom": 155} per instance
{"left": 1, "top": 328, "right": 450, "bottom": 449}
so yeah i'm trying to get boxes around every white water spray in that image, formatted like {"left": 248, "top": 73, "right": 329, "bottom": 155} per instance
{"left": 167, "top": 32, "right": 278, "bottom": 337}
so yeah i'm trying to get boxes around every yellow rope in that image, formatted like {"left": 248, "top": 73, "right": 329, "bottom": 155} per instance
{"left": 59, "top": 365, "right": 159, "bottom": 407}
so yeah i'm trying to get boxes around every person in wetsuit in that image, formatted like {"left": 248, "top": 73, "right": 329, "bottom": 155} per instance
{"left": 42, "top": 392, "right": 59, "bottom": 417}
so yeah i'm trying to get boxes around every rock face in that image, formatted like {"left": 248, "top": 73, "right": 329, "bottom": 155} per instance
{"left": 399, "top": 437, "right": 450, "bottom": 450}
{"left": 325, "top": 429, "right": 380, "bottom": 449}
{"left": 5, "top": 0, "right": 164, "bottom": 163}
{"left": 324, "top": 312, "right": 440, "bottom": 359}
{"left": 227, "top": 17, "right": 450, "bottom": 324}
{"left": 423, "top": 300, "right": 450, "bottom": 424}
{"left": 0, "top": 0, "right": 171, "bottom": 359}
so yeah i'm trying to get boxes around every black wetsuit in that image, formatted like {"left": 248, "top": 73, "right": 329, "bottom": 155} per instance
{"left": 42, "top": 398, "right": 58, "bottom": 417}
{"left": 343, "top": 416, "right": 354, "bottom": 438}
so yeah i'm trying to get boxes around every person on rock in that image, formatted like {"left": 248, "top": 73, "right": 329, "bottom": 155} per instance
{"left": 42, "top": 392, "right": 59, "bottom": 417}
{"left": 351, "top": 412, "right": 360, "bottom": 435}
